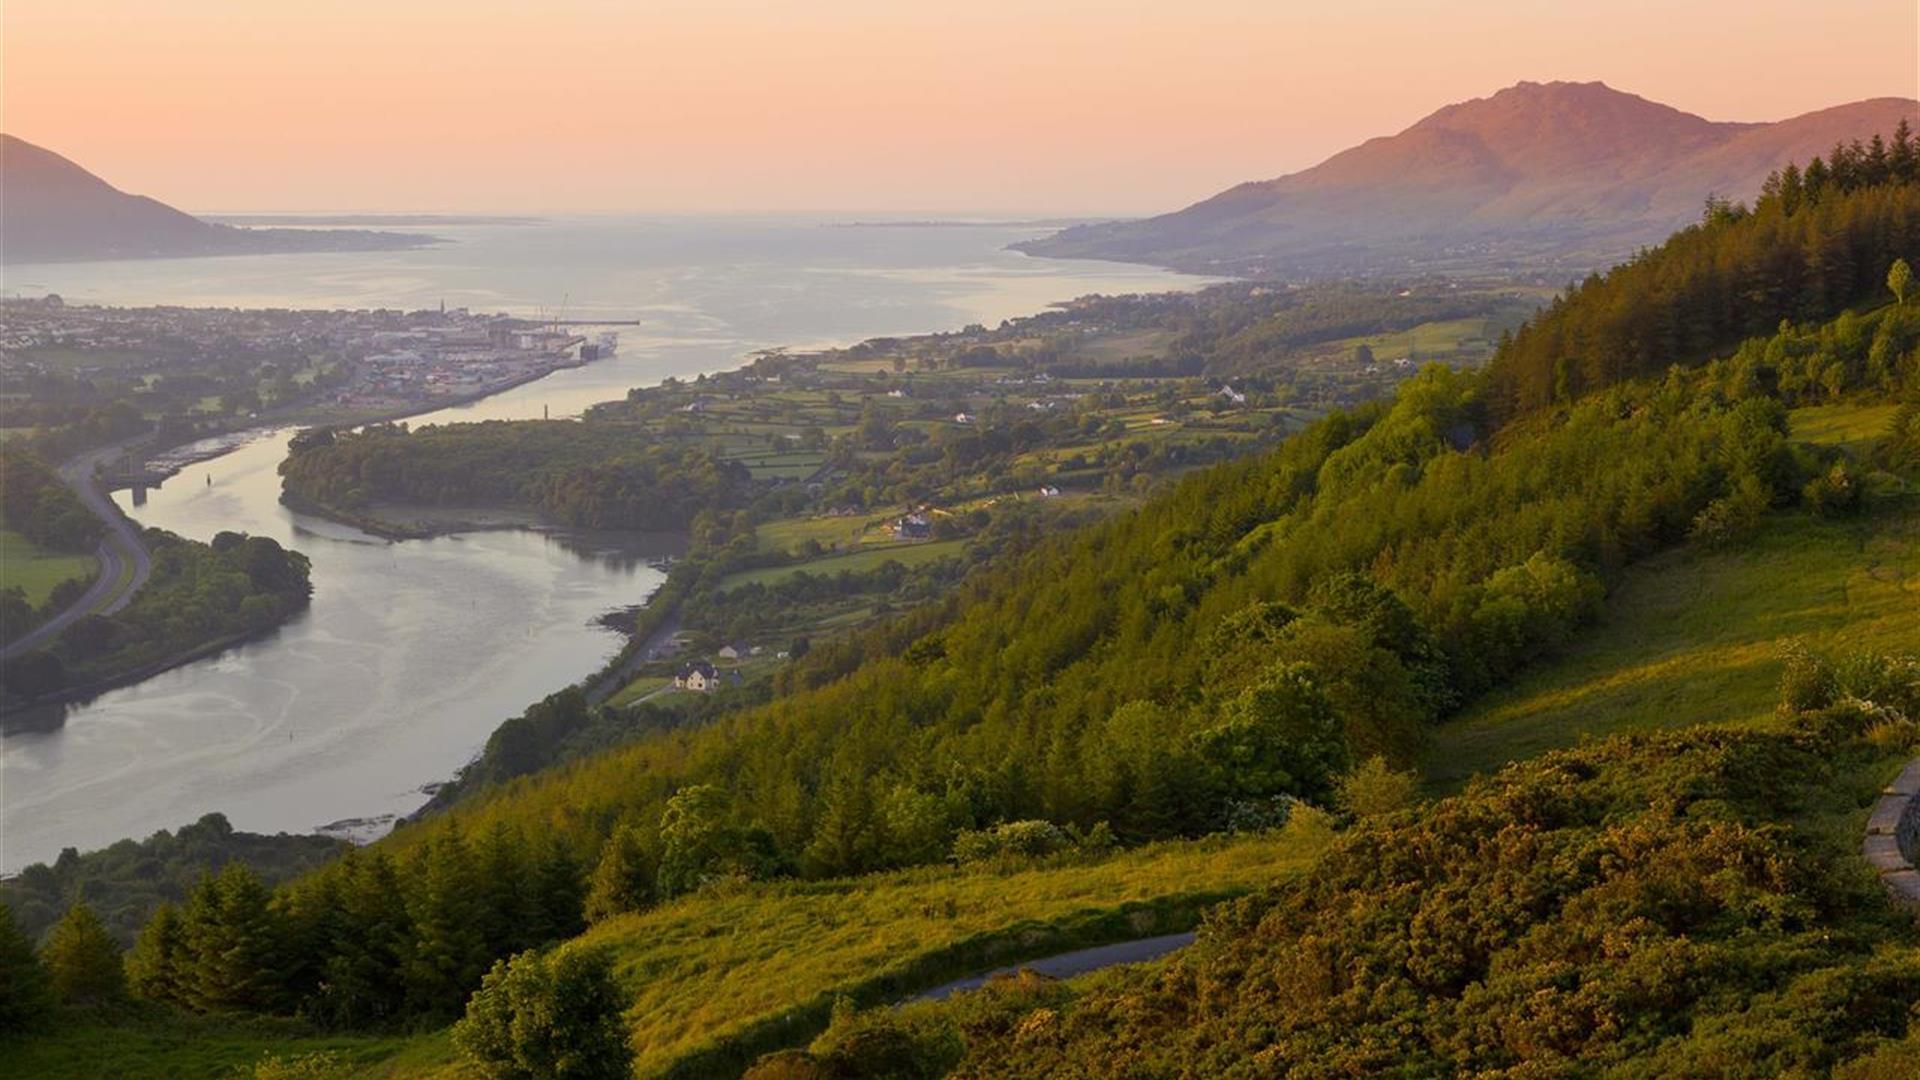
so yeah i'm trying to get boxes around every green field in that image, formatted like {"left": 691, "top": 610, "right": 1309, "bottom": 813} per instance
{"left": 605, "top": 675, "right": 672, "bottom": 708}
{"left": 1428, "top": 496, "right": 1920, "bottom": 789}
{"left": 754, "top": 513, "right": 886, "bottom": 555}
{"left": 0, "top": 529, "right": 96, "bottom": 606}
{"left": 718, "top": 539, "right": 968, "bottom": 592}
{"left": 1790, "top": 400, "right": 1902, "bottom": 454}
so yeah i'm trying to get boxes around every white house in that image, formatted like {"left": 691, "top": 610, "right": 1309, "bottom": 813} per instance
{"left": 674, "top": 660, "right": 719, "bottom": 692}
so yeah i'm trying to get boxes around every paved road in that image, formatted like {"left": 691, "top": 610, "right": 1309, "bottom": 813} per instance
{"left": 911, "top": 931, "right": 1197, "bottom": 1002}
{"left": 586, "top": 601, "right": 683, "bottom": 704}
{"left": 2, "top": 444, "right": 154, "bottom": 660}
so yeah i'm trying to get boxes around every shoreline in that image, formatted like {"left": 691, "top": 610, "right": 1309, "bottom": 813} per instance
{"left": 0, "top": 610, "right": 302, "bottom": 727}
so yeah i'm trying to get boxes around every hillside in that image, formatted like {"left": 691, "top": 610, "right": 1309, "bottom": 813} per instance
{"left": 2, "top": 156, "right": 1917, "bottom": 1078}
{"left": 1018, "top": 82, "right": 1917, "bottom": 276}
{"left": 0, "top": 135, "right": 434, "bottom": 263}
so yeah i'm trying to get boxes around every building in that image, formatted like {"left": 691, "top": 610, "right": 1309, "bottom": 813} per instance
{"left": 717, "top": 643, "right": 747, "bottom": 661}
{"left": 674, "top": 660, "right": 719, "bottom": 692}
{"left": 893, "top": 512, "right": 932, "bottom": 540}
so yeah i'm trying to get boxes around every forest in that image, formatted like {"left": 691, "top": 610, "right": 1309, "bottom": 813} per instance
{"left": 1487, "top": 125, "right": 1920, "bottom": 414}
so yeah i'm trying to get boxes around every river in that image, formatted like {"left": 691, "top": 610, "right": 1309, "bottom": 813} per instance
{"left": 0, "top": 216, "right": 1208, "bottom": 872}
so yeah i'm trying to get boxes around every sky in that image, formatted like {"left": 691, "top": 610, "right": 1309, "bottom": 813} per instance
{"left": 3, "top": 0, "right": 1916, "bottom": 215}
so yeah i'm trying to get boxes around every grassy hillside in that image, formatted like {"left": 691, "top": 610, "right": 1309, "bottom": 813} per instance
{"left": 1429, "top": 404, "right": 1919, "bottom": 787}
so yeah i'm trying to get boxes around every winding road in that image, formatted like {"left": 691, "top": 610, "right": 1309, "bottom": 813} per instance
{"left": 910, "top": 931, "right": 1198, "bottom": 1002}
{"left": 1, "top": 443, "right": 154, "bottom": 660}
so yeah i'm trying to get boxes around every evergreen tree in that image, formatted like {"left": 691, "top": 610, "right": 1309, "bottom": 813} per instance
{"left": 181, "top": 863, "right": 285, "bottom": 1013}
{"left": 307, "top": 851, "right": 414, "bottom": 1028}
{"left": 475, "top": 823, "right": 537, "bottom": 957}
{"left": 583, "top": 825, "right": 655, "bottom": 925}
{"left": 0, "top": 901, "right": 54, "bottom": 1033}
{"left": 531, "top": 836, "right": 587, "bottom": 944}
{"left": 802, "top": 769, "right": 885, "bottom": 877}
{"left": 404, "top": 830, "right": 490, "bottom": 1020}
{"left": 126, "top": 903, "right": 187, "bottom": 1005}
{"left": 40, "top": 901, "right": 125, "bottom": 1006}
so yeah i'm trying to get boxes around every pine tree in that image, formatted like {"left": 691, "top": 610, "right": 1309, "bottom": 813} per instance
{"left": 583, "top": 825, "right": 656, "bottom": 925}
{"left": 532, "top": 835, "right": 587, "bottom": 944}
{"left": 474, "top": 823, "right": 538, "bottom": 957}
{"left": 181, "top": 864, "right": 285, "bottom": 1013}
{"left": 40, "top": 901, "right": 125, "bottom": 1006}
{"left": 0, "top": 901, "right": 55, "bottom": 1033}
{"left": 126, "top": 903, "right": 187, "bottom": 1005}
{"left": 309, "top": 852, "right": 414, "bottom": 1028}
{"left": 802, "top": 771, "right": 884, "bottom": 877}
{"left": 404, "top": 830, "right": 489, "bottom": 1020}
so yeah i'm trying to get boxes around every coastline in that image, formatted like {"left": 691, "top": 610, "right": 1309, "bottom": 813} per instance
{"left": 0, "top": 608, "right": 303, "bottom": 728}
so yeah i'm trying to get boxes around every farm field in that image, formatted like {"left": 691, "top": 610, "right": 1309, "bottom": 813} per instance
{"left": 0, "top": 529, "right": 96, "bottom": 606}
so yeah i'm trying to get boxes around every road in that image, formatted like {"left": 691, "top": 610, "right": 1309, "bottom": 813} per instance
{"left": 585, "top": 601, "right": 683, "bottom": 704}
{"left": 910, "top": 931, "right": 1197, "bottom": 1002}
{"left": 2, "top": 443, "right": 155, "bottom": 660}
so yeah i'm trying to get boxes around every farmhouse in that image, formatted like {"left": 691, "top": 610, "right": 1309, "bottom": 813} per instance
{"left": 674, "top": 660, "right": 719, "bottom": 692}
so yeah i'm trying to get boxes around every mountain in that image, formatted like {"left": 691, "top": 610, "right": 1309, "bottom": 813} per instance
{"left": 0, "top": 135, "right": 437, "bottom": 264}
{"left": 1018, "top": 82, "right": 1918, "bottom": 276}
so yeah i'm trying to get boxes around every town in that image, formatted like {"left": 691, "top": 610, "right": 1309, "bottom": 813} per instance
{"left": 0, "top": 294, "right": 617, "bottom": 438}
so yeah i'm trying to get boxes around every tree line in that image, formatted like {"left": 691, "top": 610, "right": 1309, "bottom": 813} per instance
{"left": 279, "top": 421, "right": 752, "bottom": 530}
{"left": 1487, "top": 127, "right": 1920, "bottom": 415}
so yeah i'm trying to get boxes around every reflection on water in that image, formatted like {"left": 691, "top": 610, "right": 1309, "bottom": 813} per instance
{"left": 0, "top": 218, "right": 1209, "bottom": 871}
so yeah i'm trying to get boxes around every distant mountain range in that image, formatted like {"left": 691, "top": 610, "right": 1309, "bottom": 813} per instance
{"left": 1018, "top": 82, "right": 1919, "bottom": 276}
{"left": 1, "top": 135, "right": 439, "bottom": 264}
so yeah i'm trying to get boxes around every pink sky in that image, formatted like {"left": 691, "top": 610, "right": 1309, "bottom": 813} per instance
{"left": 4, "top": 0, "right": 1915, "bottom": 215}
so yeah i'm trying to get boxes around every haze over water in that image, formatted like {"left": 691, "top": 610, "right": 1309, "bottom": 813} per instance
{"left": 0, "top": 218, "right": 1208, "bottom": 872}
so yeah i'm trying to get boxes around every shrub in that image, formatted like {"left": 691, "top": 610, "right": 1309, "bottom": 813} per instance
{"left": 1802, "top": 460, "right": 1863, "bottom": 517}
{"left": 452, "top": 947, "right": 632, "bottom": 1080}
{"left": 950, "top": 821, "right": 1071, "bottom": 866}
{"left": 1688, "top": 475, "right": 1771, "bottom": 547}
{"left": 251, "top": 1052, "right": 350, "bottom": 1079}
{"left": 1337, "top": 756, "right": 1422, "bottom": 819}
{"left": 1777, "top": 642, "right": 1838, "bottom": 715}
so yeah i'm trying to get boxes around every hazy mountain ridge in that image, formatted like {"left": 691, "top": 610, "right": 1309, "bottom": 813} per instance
{"left": 1019, "top": 82, "right": 1918, "bottom": 275}
{"left": 0, "top": 135, "right": 438, "bottom": 264}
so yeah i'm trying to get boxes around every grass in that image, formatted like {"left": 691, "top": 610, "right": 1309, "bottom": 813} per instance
{"left": 606, "top": 675, "right": 672, "bottom": 709}
{"left": 1792, "top": 401, "right": 1902, "bottom": 454}
{"left": 754, "top": 514, "right": 885, "bottom": 555}
{"left": 0, "top": 529, "right": 96, "bottom": 606}
{"left": 574, "top": 829, "right": 1328, "bottom": 1077}
{"left": 1427, "top": 496, "right": 1920, "bottom": 791}
{"left": 0, "top": 1007, "right": 415, "bottom": 1080}
{"left": 718, "top": 539, "right": 968, "bottom": 592}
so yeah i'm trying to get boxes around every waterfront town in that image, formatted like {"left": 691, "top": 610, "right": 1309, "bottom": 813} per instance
{"left": 0, "top": 294, "right": 615, "bottom": 423}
